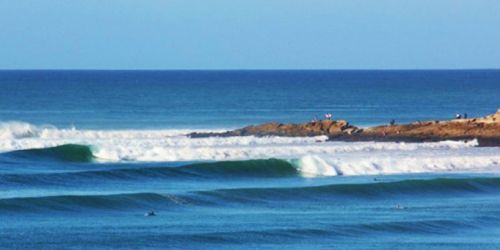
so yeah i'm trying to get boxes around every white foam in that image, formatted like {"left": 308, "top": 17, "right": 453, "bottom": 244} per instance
{"left": 1, "top": 121, "right": 499, "bottom": 177}
{"left": 293, "top": 155, "right": 341, "bottom": 177}
{"left": 291, "top": 152, "right": 500, "bottom": 177}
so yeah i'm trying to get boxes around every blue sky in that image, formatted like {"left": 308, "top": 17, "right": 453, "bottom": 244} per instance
{"left": 0, "top": 0, "right": 499, "bottom": 69}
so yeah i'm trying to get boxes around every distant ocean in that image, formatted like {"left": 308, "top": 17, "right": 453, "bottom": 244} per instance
{"left": 1, "top": 70, "right": 500, "bottom": 249}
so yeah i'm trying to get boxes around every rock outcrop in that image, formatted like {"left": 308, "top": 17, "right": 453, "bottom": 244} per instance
{"left": 188, "top": 110, "right": 500, "bottom": 146}
{"left": 345, "top": 109, "right": 500, "bottom": 146}
{"left": 189, "top": 120, "right": 361, "bottom": 138}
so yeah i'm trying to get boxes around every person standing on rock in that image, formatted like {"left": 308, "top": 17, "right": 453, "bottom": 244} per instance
{"left": 325, "top": 113, "right": 332, "bottom": 120}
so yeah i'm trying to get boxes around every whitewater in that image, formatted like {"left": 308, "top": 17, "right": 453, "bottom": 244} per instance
{"left": 3, "top": 70, "right": 500, "bottom": 249}
{"left": 2, "top": 121, "right": 499, "bottom": 177}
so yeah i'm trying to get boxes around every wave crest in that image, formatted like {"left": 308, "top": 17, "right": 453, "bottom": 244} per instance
{"left": 1, "top": 121, "right": 498, "bottom": 177}
{"left": 3, "top": 177, "right": 498, "bottom": 213}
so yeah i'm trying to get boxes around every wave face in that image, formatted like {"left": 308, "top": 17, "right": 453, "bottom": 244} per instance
{"left": 3, "top": 71, "right": 500, "bottom": 249}
{"left": 0, "top": 192, "right": 193, "bottom": 212}
{"left": 197, "top": 177, "right": 500, "bottom": 202}
{"left": 1, "top": 177, "right": 499, "bottom": 213}
{"left": 1, "top": 121, "right": 500, "bottom": 177}
{"left": 0, "top": 159, "right": 300, "bottom": 188}
{"left": 180, "top": 159, "right": 298, "bottom": 178}
{"left": 4, "top": 144, "right": 94, "bottom": 163}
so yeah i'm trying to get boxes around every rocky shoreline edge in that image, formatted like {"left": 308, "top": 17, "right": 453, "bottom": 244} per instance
{"left": 189, "top": 110, "right": 500, "bottom": 147}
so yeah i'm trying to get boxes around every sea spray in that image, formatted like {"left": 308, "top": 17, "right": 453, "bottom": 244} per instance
{"left": 0, "top": 121, "right": 499, "bottom": 176}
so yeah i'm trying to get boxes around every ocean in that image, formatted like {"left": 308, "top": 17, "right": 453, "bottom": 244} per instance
{"left": 1, "top": 70, "right": 500, "bottom": 249}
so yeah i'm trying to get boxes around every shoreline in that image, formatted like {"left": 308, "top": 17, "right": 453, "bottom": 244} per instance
{"left": 189, "top": 110, "right": 500, "bottom": 147}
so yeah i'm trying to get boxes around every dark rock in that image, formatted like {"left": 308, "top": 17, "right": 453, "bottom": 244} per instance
{"left": 187, "top": 110, "right": 500, "bottom": 146}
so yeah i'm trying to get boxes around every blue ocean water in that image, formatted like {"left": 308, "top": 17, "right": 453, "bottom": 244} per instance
{"left": 1, "top": 70, "right": 500, "bottom": 129}
{"left": 1, "top": 70, "right": 500, "bottom": 249}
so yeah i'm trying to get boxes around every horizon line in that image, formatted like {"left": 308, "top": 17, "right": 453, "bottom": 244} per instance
{"left": 1, "top": 68, "right": 500, "bottom": 72}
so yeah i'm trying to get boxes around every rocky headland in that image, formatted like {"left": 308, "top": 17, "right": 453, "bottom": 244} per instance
{"left": 189, "top": 110, "right": 500, "bottom": 146}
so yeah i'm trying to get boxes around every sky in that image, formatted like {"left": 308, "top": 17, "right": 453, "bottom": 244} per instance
{"left": 0, "top": 0, "right": 499, "bottom": 70}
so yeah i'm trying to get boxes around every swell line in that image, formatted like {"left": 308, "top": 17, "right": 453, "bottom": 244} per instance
{"left": 2, "top": 177, "right": 499, "bottom": 213}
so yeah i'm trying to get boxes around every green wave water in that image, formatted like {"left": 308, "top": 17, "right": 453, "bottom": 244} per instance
{"left": 4, "top": 144, "right": 95, "bottom": 163}
{"left": 2, "top": 71, "right": 500, "bottom": 249}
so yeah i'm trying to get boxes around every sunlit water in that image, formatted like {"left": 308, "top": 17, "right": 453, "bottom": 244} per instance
{"left": 1, "top": 70, "right": 500, "bottom": 249}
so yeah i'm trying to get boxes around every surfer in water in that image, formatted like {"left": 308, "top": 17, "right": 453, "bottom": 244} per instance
{"left": 395, "top": 204, "right": 406, "bottom": 210}
{"left": 145, "top": 210, "right": 156, "bottom": 217}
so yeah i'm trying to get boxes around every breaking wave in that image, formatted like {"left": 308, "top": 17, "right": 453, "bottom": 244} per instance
{"left": 0, "top": 159, "right": 299, "bottom": 187}
{"left": 1, "top": 121, "right": 499, "bottom": 177}
{"left": 4, "top": 144, "right": 95, "bottom": 163}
